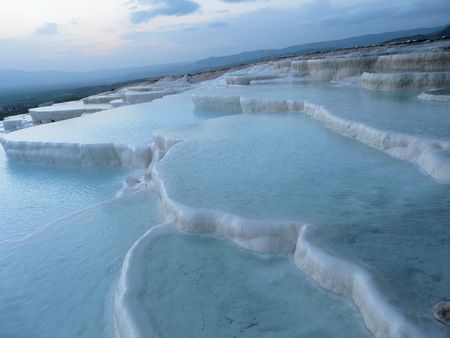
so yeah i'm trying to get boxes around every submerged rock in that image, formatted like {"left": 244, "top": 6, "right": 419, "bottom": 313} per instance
{"left": 433, "top": 301, "right": 450, "bottom": 326}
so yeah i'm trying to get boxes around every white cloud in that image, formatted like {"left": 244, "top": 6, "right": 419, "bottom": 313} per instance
{"left": 35, "top": 23, "right": 61, "bottom": 36}
{"left": 0, "top": 0, "right": 447, "bottom": 71}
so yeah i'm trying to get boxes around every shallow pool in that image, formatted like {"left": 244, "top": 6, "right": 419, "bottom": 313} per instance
{"left": 3, "top": 91, "right": 234, "bottom": 146}
{"left": 207, "top": 82, "right": 450, "bottom": 141}
{"left": 0, "top": 148, "right": 128, "bottom": 241}
{"left": 129, "top": 225, "right": 371, "bottom": 337}
{"left": 0, "top": 190, "right": 164, "bottom": 338}
{"left": 156, "top": 113, "right": 450, "bottom": 336}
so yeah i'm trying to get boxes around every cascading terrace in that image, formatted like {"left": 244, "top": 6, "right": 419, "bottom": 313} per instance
{"left": 111, "top": 111, "right": 450, "bottom": 338}
{"left": 192, "top": 94, "right": 450, "bottom": 184}
{"left": 1, "top": 42, "right": 449, "bottom": 338}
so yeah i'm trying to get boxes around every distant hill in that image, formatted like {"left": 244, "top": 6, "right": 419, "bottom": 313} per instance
{"left": 183, "top": 26, "right": 447, "bottom": 71}
{"left": 0, "top": 25, "right": 447, "bottom": 93}
{"left": 385, "top": 25, "right": 450, "bottom": 43}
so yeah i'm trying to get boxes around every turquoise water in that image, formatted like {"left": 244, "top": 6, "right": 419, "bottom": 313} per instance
{"left": 156, "top": 113, "right": 450, "bottom": 335}
{"left": 207, "top": 82, "right": 450, "bottom": 141}
{"left": 0, "top": 148, "right": 128, "bottom": 241}
{"left": 4, "top": 91, "right": 234, "bottom": 145}
{"left": 137, "top": 227, "right": 371, "bottom": 337}
{"left": 1, "top": 76, "right": 449, "bottom": 337}
{"left": 0, "top": 190, "right": 164, "bottom": 338}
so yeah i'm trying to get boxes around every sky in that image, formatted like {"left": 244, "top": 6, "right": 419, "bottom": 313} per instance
{"left": 0, "top": 0, "right": 449, "bottom": 71}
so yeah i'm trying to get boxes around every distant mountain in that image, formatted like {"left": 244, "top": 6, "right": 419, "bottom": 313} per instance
{"left": 385, "top": 25, "right": 450, "bottom": 43}
{"left": 0, "top": 25, "right": 446, "bottom": 92}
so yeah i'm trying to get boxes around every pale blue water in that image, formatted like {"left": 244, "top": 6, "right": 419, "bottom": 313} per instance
{"left": 0, "top": 190, "right": 164, "bottom": 338}
{"left": 4, "top": 92, "right": 233, "bottom": 145}
{"left": 139, "top": 227, "right": 371, "bottom": 337}
{"left": 0, "top": 78, "right": 449, "bottom": 338}
{"left": 156, "top": 113, "right": 450, "bottom": 335}
{"left": 0, "top": 148, "right": 128, "bottom": 241}
{"left": 208, "top": 82, "right": 450, "bottom": 141}
{"left": 0, "top": 92, "right": 237, "bottom": 337}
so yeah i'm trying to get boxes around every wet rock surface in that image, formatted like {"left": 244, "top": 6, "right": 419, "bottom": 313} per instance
{"left": 434, "top": 301, "right": 450, "bottom": 326}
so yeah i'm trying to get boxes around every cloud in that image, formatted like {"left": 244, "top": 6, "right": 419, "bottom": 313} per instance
{"left": 221, "top": 0, "right": 261, "bottom": 2}
{"left": 35, "top": 23, "right": 61, "bottom": 36}
{"left": 70, "top": 18, "right": 81, "bottom": 25}
{"left": 208, "top": 21, "right": 227, "bottom": 28}
{"left": 121, "top": 30, "right": 154, "bottom": 41}
{"left": 318, "top": 0, "right": 450, "bottom": 27}
{"left": 4, "top": 0, "right": 450, "bottom": 72}
{"left": 130, "top": 0, "right": 200, "bottom": 24}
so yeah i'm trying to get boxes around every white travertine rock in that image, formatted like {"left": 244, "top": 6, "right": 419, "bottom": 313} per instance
{"left": 2, "top": 114, "right": 33, "bottom": 133}
{"left": 361, "top": 71, "right": 450, "bottom": 91}
{"left": 122, "top": 90, "right": 177, "bottom": 104}
{"left": 294, "top": 226, "right": 425, "bottom": 338}
{"left": 124, "top": 85, "right": 155, "bottom": 92}
{"left": 289, "top": 52, "right": 450, "bottom": 81}
{"left": 418, "top": 89, "right": 450, "bottom": 101}
{"left": 83, "top": 93, "right": 123, "bottom": 104}
{"left": 110, "top": 99, "right": 125, "bottom": 108}
{"left": 30, "top": 101, "right": 111, "bottom": 124}
{"left": 291, "top": 56, "right": 378, "bottom": 80}
{"left": 192, "top": 94, "right": 242, "bottom": 113}
{"left": 0, "top": 137, "right": 153, "bottom": 169}
{"left": 226, "top": 74, "right": 284, "bottom": 85}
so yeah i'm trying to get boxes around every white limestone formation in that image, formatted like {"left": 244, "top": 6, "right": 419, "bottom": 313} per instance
{"left": 2, "top": 114, "right": 33, "bottom": 133}
{"left": 114, "top": 224, "right": 171, "bottom": 338}
{"left": 122, "top": 90, "right": 177, "bottom": 104}
{"left": 0, "top": 137, "right": 153, "bottom": 169}
{"left": 110, "top": 99, "right": 125, "bottom": 108}
{"left": 294, "top": 226, "right": 425, "bottom": 338}
{"left": 191, "top": 94, "right": 242, "bottom": 113}
{"left": 83, "top": 93, "right": 123, "bottom": 104}
{"left": 226, "top": 74, "right": 284, "bottom": 85}
{"left": 286, "top": 52, "right": 450, "bottom": 82}
{"left": 30, "top": 101, "right": 112, "bottom": 124}
{"left": 418, "top": 89, "right": 450, "bottom": 101}
{"left": 124, "top": 85, "right": 155, "bottom": 92}
{"left": 361, "top": 71, "right": 450, "bottom": 91}
{"left": 291, "top": 56, "right": 378, "bottom": 80}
